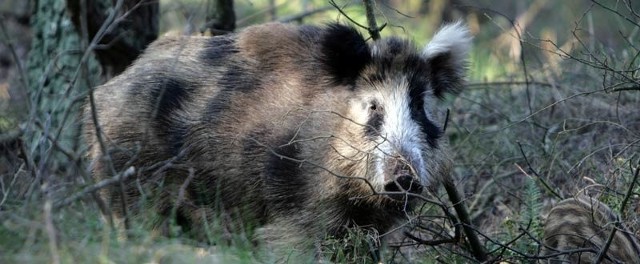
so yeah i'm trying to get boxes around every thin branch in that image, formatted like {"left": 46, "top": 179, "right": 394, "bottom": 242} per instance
{"left": 592, "top": 0, "right": 640, "bottom": 28}
{"left": 594, "top": 220, "right": 620, "bottom": 263}
{"left": 0, "top": 163, "right": 22, "bottom": 207}
{"left": 517, "top": 142, "right": 562, "bottom": 199}
{"left": 329, "top": 0, "right": 368, "bottom": 31}
{"left": 466, "top": 81, "right": 555, "bottom": 88}
{"left": 619, "top": 159, "right": 640, "bottom": 214}
{"left": 54, "top": 166, "right": 136, "bottom": 209}
{"left": 165, "top": 167, "right": 195, "bottom": 236}
{"left": 610, "top": 86, "right": 640, "bottom": 92}
{"left": 403, "top": 230, "right": 457, "bottom": 246}
{"left": 279, "top": 5, "right": 337, "bottom": 23}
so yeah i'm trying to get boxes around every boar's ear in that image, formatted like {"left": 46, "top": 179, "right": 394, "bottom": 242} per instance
{"left": 320, "top": 24, "right": 371, "bottom": 86}
{"left": 422, "top": 21, "right": 472, "bottom": 98}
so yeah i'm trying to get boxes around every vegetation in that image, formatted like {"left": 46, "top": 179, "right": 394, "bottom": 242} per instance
{"left": 1, "top": 0, "right": 638, "bottom": 263}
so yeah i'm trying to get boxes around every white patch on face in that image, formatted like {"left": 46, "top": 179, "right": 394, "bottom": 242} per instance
{"left": 370, "top": 77, "right": 430, "bottom": 187}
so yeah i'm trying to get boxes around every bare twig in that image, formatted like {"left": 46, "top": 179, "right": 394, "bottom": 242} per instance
{"left": 517, "top": 142, "right": 562, "bottom": 199}
{"left": 279, "top": 5, "right": 337, "bottom": 23}
{"left": 592, "top": 0, "right": 640, "bottom": 28}
{"left": 610, "top": 85, "right": 640, "bottom": 92}
{"left": 0, "top": 164, "right": 22, "bottom": 207}
{"left": 54, "top": 166, "right": 135, "bottom": 209}
{"left": 175, "top": 168, "right": 195, "bottom": 209}
{"left": 403, "top": 230, "right": 457, "bottom": 246}
{"left": 35, "top": 121, "right": 76, "bottom": 161}
{"left": 329, "top": 0, "right": 368, "bottom": 31}
{"left": 619, "top": 159, "right": 640, "bottom": 214}
{"left": 18, "top": 124, "right": 37, "bottom": 183}
{"left": 467, "top": 81, "right": 555, "bottom": 88}
{"left": 79, "top": 0, "right": 145, "bottom": 231}
{"left": 594, "top": 218, "right": 621, "bottom": 263}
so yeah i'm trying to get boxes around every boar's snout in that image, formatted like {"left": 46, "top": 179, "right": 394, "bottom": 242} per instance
{"left": 383, "top": 162, "right": 423, "bottom": 200}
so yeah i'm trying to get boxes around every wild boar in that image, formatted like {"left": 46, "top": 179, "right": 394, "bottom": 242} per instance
{"left": 84, "top": 21, "right": 471, "bottom": 257}
{"left": 541, "top": 196, "right": 640, "bottom": 263}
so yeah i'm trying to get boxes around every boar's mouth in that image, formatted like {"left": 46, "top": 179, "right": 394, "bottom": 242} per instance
{"left": 383, "top": 175, "right": 423, "bottom": 201}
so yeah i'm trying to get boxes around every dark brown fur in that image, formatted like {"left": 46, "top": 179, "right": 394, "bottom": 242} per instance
{"left": 84, "top": 22, "right": 469, "bottom": 258}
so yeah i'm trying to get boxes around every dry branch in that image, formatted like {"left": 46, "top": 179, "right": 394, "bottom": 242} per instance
{"left": 280, "top": 5, "right": 336, "bottom": 23}
{"left": 53, "top": 166, "right": 135, "bottom": 209}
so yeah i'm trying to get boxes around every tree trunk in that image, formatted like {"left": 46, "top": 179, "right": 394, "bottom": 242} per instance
{"left": 204, "top": 0, "right": 236, "bottom": 34}
{"left": 26, "top": 0, "right": 102, "bottom": 174}
{"left": 66, "top": 0, "right": 159, "bottom": 78}
{"left": 25, "top": 0, "right": 159, "bottom": 176}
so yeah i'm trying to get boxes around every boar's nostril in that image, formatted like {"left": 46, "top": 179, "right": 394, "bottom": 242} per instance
{"left": 383, "top": 175, "right": 423, "bottom": 200}
{"left": 384, "top": 159, "right": 413, "bottom": 181}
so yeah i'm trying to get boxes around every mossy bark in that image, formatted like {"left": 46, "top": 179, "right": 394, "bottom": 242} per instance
{"left": 25, "top": 0, "right": 158, "bottom": 173}
{"left": 26, "top": 0, "right": 101, "bottom": 173}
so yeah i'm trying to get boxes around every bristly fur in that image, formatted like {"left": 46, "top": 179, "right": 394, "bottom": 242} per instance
{"left": 422, "top": 21, "right": 472, "bottom": 62}
{"left": 422, "top": 21, "right": 472, "bottom": 97}
{"left": 320, "top": 24, "right": 371, "bottom": 86}
{"left": 541, "top": 196, "right": 640, "bottom": 263}
{"left": 84, "top": 22, "right": 472, "bottom": 260}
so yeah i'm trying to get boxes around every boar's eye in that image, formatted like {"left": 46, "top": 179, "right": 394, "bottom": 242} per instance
{"left": 365, "top": 100, "right": 384, "bottom": 138}
{"left": 369, "top": 101, "right": 378, "bottom": 111}
{"left": 368, "top": 100, "right": 384, "bottom": 113}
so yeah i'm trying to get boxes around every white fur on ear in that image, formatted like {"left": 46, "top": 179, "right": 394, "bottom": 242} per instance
{"left": 422, "top": 21, "right": 472, "bottom": 61}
